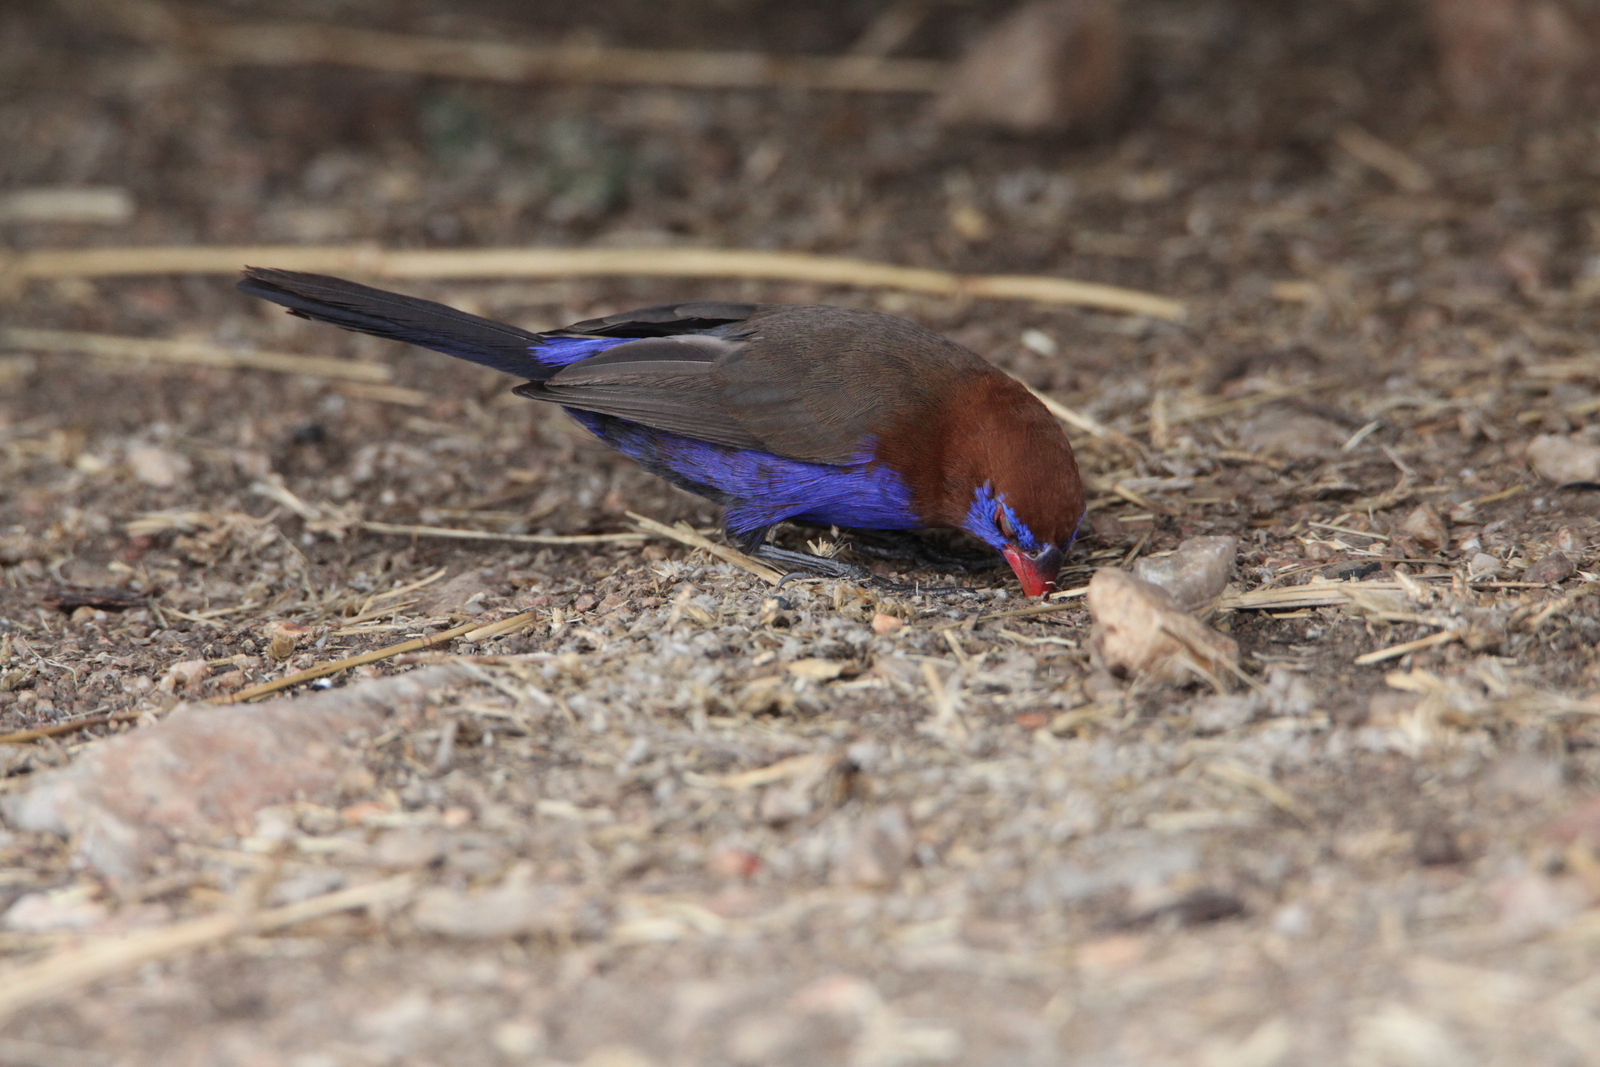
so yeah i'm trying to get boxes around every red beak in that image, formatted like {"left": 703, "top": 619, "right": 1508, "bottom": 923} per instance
{"left": 1001, "top": 544, "right": 1062, "bottom": 598}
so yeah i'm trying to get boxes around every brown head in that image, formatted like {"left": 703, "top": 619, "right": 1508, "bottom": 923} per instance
{"left": 875, "top": 369, "right": 1087, "bottom": 596}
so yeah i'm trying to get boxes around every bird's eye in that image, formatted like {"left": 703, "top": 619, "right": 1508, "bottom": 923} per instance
{"left": 996, "top": 508, "right": 1015, "bottom": 539}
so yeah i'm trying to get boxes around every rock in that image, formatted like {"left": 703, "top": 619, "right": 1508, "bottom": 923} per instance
{"left": 935, "top": 0, "right": 1125, "bottom": 135}
{"left": 1468, "top": 552, "right": 1503, "bottom": 579}
{"left": 125, "top": 444, "right": 192, "bottom": 488}
{"left": 1523, "top": 550, "right": 1575, "bottom": 584}
{"left": 1527, "top": 434, "right": 1600, "bottom": 485}
{"left": 1236, "top": 411, "right": 1347, "bottom": 461}
{"left": 1398, "top": 503, "right": 1450, "bottom": 553}
{"left": 1133, "top": 535, "right": 1237, "bottom": 611}
{"left": 871, "top": 613, "right": 903, "bottom": 635}
{"left": 1554, "top": 526, "right": 1585, "bottom": 556}
{"left": 3, "top": 666, "right": 468, "bottom": 879}
{"left": 1087, "top": 568, "right": 1239, "bottom": 686}
{"left": 1429, "top": 0, "right": 1595, "bottom": 116}
{"left": 413, "top": 569, "right": 492, "bottom": 614}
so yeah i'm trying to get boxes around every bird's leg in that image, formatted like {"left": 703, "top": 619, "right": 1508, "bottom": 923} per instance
{"left": 727, "top": 523, "right": 874, "bottom": 583}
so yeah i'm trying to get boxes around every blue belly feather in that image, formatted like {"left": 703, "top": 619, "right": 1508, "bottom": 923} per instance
{"left": 564, "top": 410, "right": 918, "bottom": 538}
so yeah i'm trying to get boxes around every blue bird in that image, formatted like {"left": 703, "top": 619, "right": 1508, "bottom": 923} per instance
{"left": 238, "top": 268, "right": 1085, "bottom": 595}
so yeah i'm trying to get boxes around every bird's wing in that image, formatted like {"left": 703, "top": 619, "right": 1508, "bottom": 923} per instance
{"left": 526, "top": 305, "right": 988, "bottom": 465}
{"left": 519, "top": 335, "right": 770, "bottom": 451}
{"left": 560, "top": 302, "right": 763, "bottom": 337}
{"left": 714, "top": 306, "right": 988, "bottom": 464}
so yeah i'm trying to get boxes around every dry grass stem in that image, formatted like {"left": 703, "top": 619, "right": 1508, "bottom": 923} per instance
{"left": 1333, "top": 124, "right": 1434, "bottom": 193}
{"left": 0, "top": 246, "right": 1186, "bottom": 318}
{"left": 359, "top": 520, "right": 647, "bottom": 546}
{"left": 92, "top": 0, "right": 946, "bottom": 94}
{"left": 0, "top": 711, "right": 142, "bottom": 746}
{"left": 628, "top": 512, "right": 783, "bottom": 584}
{"left": 0, "top": 327, "right": 391, "bottom": 383}
{"left": 1352, "top": 627, "right": 1464, "bottom": 666}
{"left": 215, "top": 616, "right": 516, "bottom": 704}
{"left": 1019, "top": 379, "right": 1147, "bottom": 452}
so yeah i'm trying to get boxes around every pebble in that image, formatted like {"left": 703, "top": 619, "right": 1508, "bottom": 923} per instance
{"left": 1522, "top": 551, "right": 1575, "bottom": 584}
{"left": 125, "top": 444, "right": 192, "bottom": 489}
{"left": 935, "top": 0, "right": 1126, "bottom": 135}
{"left": 1236, "top": 410, "right": 1347, "bottom": 460}
{"left": 1398, "top": 503, "right": 1449, "bottom": 553}
{"left": 1468, "top": 552, "right": 1502, "bottom": 580}
{"left": 1527, "top": 434, "right": 1600, "bottom": 485}
{"left": 1087, "top": 568, "right": 1238, "bottom": 685}
{"left": 1132, "top": 535, "right": 1237, "bottom": 611}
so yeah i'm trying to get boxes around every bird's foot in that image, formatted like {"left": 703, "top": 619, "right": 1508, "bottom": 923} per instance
{"left": 751, "top": 544, "right": 874, "bottom": 585}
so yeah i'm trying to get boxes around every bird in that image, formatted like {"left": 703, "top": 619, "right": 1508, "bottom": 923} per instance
{"left": 237, "top": 268, "right": 1086, "bottom": 596}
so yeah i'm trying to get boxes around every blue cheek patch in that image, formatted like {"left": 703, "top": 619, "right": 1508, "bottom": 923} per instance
{"left": 963, "top": 484, "right": 1040, "bottom": 551}
{"left": 565, "top": 411, "right": 919, "bottom": 537}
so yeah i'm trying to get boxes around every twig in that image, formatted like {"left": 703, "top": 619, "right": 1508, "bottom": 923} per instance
{"left": 0, "top": 875, "right": 414, "bottom": 1025}
{"left": 1, "top": 245, "right": 1187, "bottom": 319}
{"left": 977, "top": 584, "right": 1090, "bottom": 621}
{"left": 0, "top": 327, "right": 389, "bottom": 382}
{"left": 628, "top": 512, "right": 782, "bottom": 584}
{"left": 360, "top": 520, "right": 647, "bottom": 546}
{"left": 1017, "top": 380, "right": 1146, "bottom": 452}
{"left": 336, "top": 382, "right": 430, "bottom": 406}
{"left": 215, "top": 614, "right": 534, "bottom": 704}
{"left": 1353, "top": 627, "right": 1463, "bottom": 666}
{"left": 102, "top": 5, "right": 947, "bottom": 93}
{"left": 0, "top": 710, "right": 142, "bottom": 745}
{"left": 1127, "top": 374, "right": 1346, "bottom": 433}
{"left": 1333, "top": 125, "right": 1433, "bottom": 193}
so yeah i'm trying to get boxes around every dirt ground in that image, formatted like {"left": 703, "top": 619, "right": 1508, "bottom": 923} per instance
{"left": 4, "top": 1, "right": 1600, "bottom": 1064}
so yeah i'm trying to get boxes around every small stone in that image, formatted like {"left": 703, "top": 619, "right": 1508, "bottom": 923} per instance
{"left": 871, "top": 612, "right": 903, "bottom": 635}
{"left": 125, "top": 444, "right": 192, "bottom": 489}
{"left": 1429, "top": 0, "right": 1595, "bottom": 116}
{"left": 1554, "top": 526, "right": 1584, "bottom": 556}
{"left": 1523, "top": 550, "right": 1575, "bottom": 584}
{"left": 162, "top": 659, "right": 208, "bottom": 692}
{"left": 1133, "top": 535, "right": 1237, "bottom": 611}
{"left": 1236, "top": 411, "right": 1347, "bottom": 460}
{"left": 491, "top": 1021, "right": 546, "bottom": 1058}
{"left": 210, "top": 669, "right": 247, "bottom": 691}
{"left": 1087, "top": 568, "right": 1239, "bottom": 686}
{"left": 1468, "top": 552, "right": 1502, "bottom": 579}
{"left": 1527, "top": 434, "right": 1600, "bottom": 485}
{"left": 1398, "top": 503, "right": 1450, "bottom": 553}
{"left": 786, "top": 658, "right": 844, "bottom": 682}
{"left": 935, "top": 0, "right": 1126, "bottom": 135}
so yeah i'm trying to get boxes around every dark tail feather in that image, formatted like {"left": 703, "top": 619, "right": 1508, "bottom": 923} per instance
{"left": 237, "top": 267, "right": 551, "bottom": 380}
